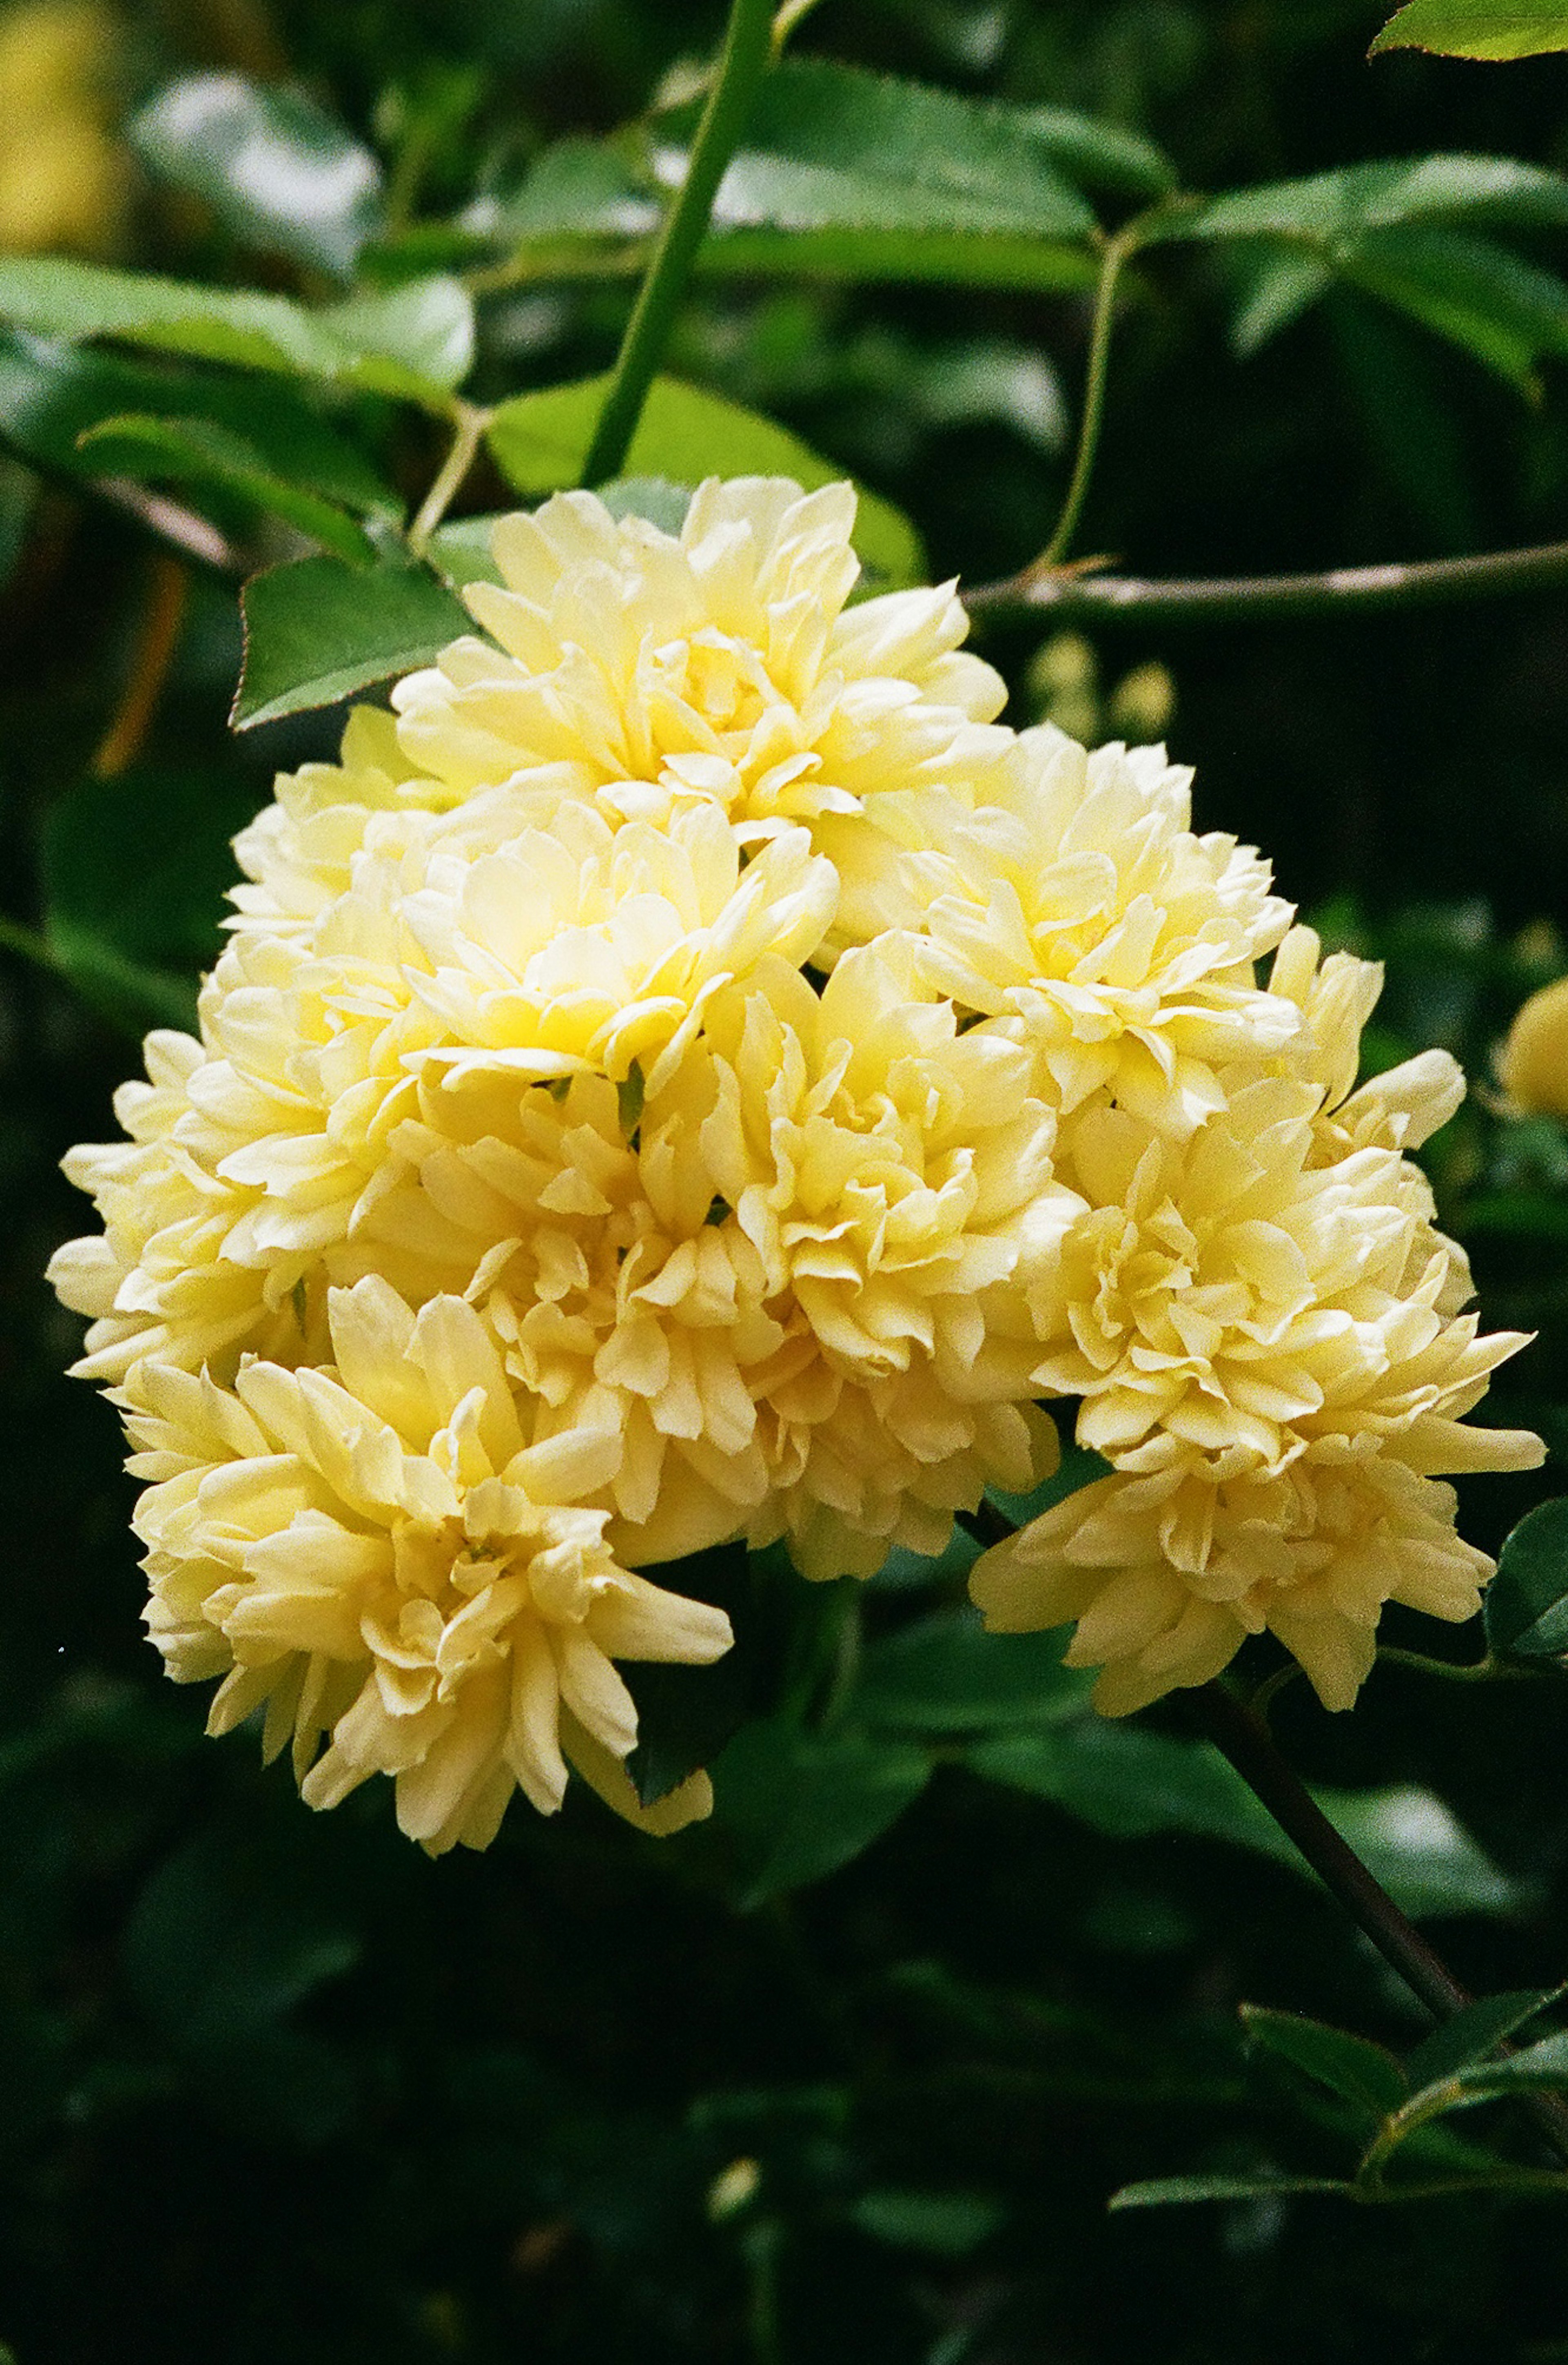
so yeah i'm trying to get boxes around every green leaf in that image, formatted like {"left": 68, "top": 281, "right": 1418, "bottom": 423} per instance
{"left": 660, "top": 59, "right": 1098, "bottom": 245}
{"left": 1372, "top": 0, "right": 1568, "bottom": 58}
{"left": 486, "top": 374, "right": 924, "bottom": 589}
{"left": 0, "top": 258, "right": 470, "bottom": 408}
{"left": 849, "top": 2189, "right": 1005, "bottom": 2254}
{"left": 1241, "top": 2007, "right": 1409, "bottom": 2118}
{"left": 1450, "top": 2027, "right": 1568, "bottom": 2094}
{"left": 854, "top": 1609, "right": 1089, "bottom": 1734}
{"left": 1312, "top": 1785, "right": 1520, "bottom": 1920}
{"left": 1225, "top": 248, "right": 1335, "bottom": 355}
{"left": 78, "top": 414, "right": 375, "bottom": 563}
{"left": 1168, "top": 155, "right": 1568, "bottom": 246}
{"left": 1342, "top": 227, "right": 1568, "bottom": 389}
{"left": 709, "top": 1720, "right": 931, "bottom": 1907}
{"left": 0, "top": 330, "right": 400, "bottom": 515}
{"left": 234, "top": 554, "right": 471, "bottom": 729}
{"left": 1486, "top": 1498, "right": 1568, "bottom": 1657}
{"left": 41, "top": 767, "right": 266, "bottom": 1035}
{"left": 129, "top": 72, "right": 384, "bottom": 281}
{"left": 621, "top": 1544, "right": 751, "bottom": 1808}
{"left": 1011, "top": 107, "right": 1177, "bottom": 201}
{"left": 1405, "top": 1988, "right": 1564, "bottom": 2090}
{"left": 1109, "top": 2173, "right": 1348, "bottom": 2210}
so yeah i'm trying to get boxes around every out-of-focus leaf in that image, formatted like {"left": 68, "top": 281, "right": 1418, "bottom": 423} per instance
{"left": 1242, "top": 2006, "right": 1409, "bottom": 2118}
{"left": 1225, "top": 247, "right": 1334, "bottom": 354}
{"left": 129, "top": 73, "right": 384, "bottom": 281}
{"left": 1309, "top": 1786, "right": 1520, "bottom": 1919}
{"left": 1110, "top": 2172, "right": 1348, "bottom": 2209}
{"left": 1013, "top": 106, "right": 1177, "bottom": 200}
{"left": 234, "top": 553, "right": 471, "bottom": 727}
{"left": 41, "top": 768, "right": 265, "bottom": 1035}
{"left": 1167, "top": 156, "right": 1568, "bottom": 245}
{"left": 855, "top": 1609, "right": 1089, "bottom": 1733}
{"left": 486, "top": 374, "right": 923, "bottom": 588}
{"left": 0, "top": 330, "right": 401, "bottom": 514}
{"left": 849, "top": 2189, "right": 1005, "bottom": 2253}
{"left": 710, "top": 1719, "right": 931, "bottom": 1907}
{"left": 78, "top": 414, "right": 375, "bottom": 562}
{"left": 657, "top": 60, "right": 1098, "bottom": 244}
{"left": 1327, "top": 294, "right": 1481, "bottom": 551}
{"left": 0, "top": 258, "right": 468, "bottom": 407}
{"left": 478, "top": 134, "right": 659, "bottom": 248}
{"left": 1443, "top": 2026, "right": 1568, "bottom": 2096}
{"left": 1342, "top": 227, "right": 1568, "bottom": 388}
{"left": 1485, "top": 1497, "right": 1568, "bottom": 1657}
{"left": 1405, "top": 1987, "right": 1563, "bottom": 2089}
{"left": 1372, "top": 0, "right": 1568, "bottom": 58}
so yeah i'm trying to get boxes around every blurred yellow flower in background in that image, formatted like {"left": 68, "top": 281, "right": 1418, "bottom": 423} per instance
{"left": 1498, "top": 974, "right": 1568, "bottom": 1119}
{"left": 0, "top": 2, "right": 129, "bottom": 255}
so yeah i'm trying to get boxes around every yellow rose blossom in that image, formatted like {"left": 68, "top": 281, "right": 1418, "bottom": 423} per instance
{"left": 899, "top": 726, "right": 1298, "bottom": 1134}
{"left": 1265, "top": 924, "right": 1466, "bottom": 1163}
{"left": 123, "top": 1278, "right": 732, "bottom": 1853}
{"left": 1497, "top": 974, "right": 1568, "bottom": 1119}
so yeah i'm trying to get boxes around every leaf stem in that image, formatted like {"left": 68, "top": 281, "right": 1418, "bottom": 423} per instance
{"left": 1039, "top": 223, "right": 1141, "bottom": 569}
{"left": 580, "top": 0, "right": 775, "bottom": 487}
{"left": 408, "top": 399, "right": 492, "bottom": 557}
{"left": 962, "top": 535, "right": 1568, "bottom": 626}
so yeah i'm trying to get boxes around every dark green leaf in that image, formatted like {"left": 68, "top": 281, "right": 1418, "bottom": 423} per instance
{"left": 1109, "top": 2173, "right": 1348, "bottom": 2209}
{"left": 129, "top": 72, "right": 384, "bottom": 280}
{"left": 849, "top": 2189, "right": 1005, "bottom": 2253}
{"left": 622, "top": 1544, "right": 751, "bottom": 1808}
{"left": 1485, "top": 1497, "right": 1568, "bottom": 1657}
{"left": 854, "top": 1609, "right": 1089, "bottom": 1734}
{"left": 987, "top": 1442, "right": 1112, "bottom": 1532}
{"left": 0, "top": 330, "right": 400, "bottom": 515}
{"left": 0, "top": 258, "right": 468, "bottom": 408}
{"left": 710, "top": 1719, "right": 931, "bottom": 1907}
{"left": 1168, "top": 156, "right": 1568, "bottom": 246}
{"left": 78, "top": 414, "right": 375, "bottom": 562}
{"left": 1343, "top": 227, "right": 1568, "bottom": 389}
{"left": 1225, "top": 247, "right": 1334, "bottom": 355}
{"left": 1012, "top": 107, "right": 1177, "bottom": 200}
{"left": 42, "top": 767, "right": 265, "bottom": 1035}
{"left": 1241, "top": 2007, "right": 1409, "bottom": 2117}
{"left": 1405, "top": 1988, "right": 1564, "bottom": 2090}
{"left": 486, "top": 374, "right": 923, "bottom": 589}
{"left": 1372, "top": 0, "right": 1568, "bottom": 58}
{"left": 234, "top": 554, "right": 471, "bottom": 728}
{"left": 1451, "top": 2027, "right": 1568, "bottom": 2093}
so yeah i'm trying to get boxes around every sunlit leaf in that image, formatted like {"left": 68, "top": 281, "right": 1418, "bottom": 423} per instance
{"left": 1372, "top": 0, "right": 1568, "bottom": 58}
{"left": 234, "top": 554, "right": 470, "bottom": 728}
{"left": 1167, "top": 155, "right": 1568, "bottom": 245}
{"left": 129, "top": 72, "right": 384, "bottom": 281}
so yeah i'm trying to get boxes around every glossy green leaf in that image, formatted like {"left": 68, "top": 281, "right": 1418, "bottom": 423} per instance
{"left": 658, "top": 59, "right": 1097, "bottom": 244}
{"left": 1485, "top": 1497, "right": 1568, "bottom": 1656}
{"left": 854, "top": 1609, "right": 1089, "bottom": 1734}
{"left": 41, "top": 767, "right": 266, "bottom": 1035}
{"left": 0, "top": 258, "right": 470, "bottom": 408}
{"left": 710, "top": 1720, "right": 931, "bottom": 1907}
{"left": 1109, "top": 2173, "right": 1348, "bottom": 2210}
{"left": 1448, "top": 2026, "right": 1568, "bottom": 2094}
{"left": 1242, "top": 2007, "right": 1409, "bottom": 2118}
{"left": 234, "top": 555, "right": 471, "bottom": 728}
{"left": 1405, "top": 1988, "right": 1563, "bottom": 2090}
{"left": 129, "top": 72, "right": 384, "bottom": 280}
{"left": 1167, "top": 155, "right": 1568, "bottom": 246}
{"left": 486, "top": 374, "right": 924, "bottom": 588}
{"left": 1372, "top": 0, "right": 1568, "bottom": 58}
{"left": 0, "top": 329, "right": 400, "bottom": 514}
{"left": 78, "top": 414, "right": 375, "bottom": 562}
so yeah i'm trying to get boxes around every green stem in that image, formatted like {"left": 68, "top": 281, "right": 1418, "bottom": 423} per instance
{"left": 1375, "top": 1646, "right": 1532, "bottom": 1685}
{"left": 1038, "top": 219, "right": 1141, "bottom": 569}
{"left": 580, "top": 0, "right": 775, "bottom": 488}
{"left": 408, "top": 400, "right": 492, "bottom": 558}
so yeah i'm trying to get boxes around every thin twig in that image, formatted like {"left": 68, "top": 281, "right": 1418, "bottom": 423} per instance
{"left": 1040, "top": 223, "right": 1139, "bottom": 570}
{"left": 962, "top": 537, "right": 1568, "bottom": 626}
{"left": 408, "top": 400, "right": 492, "bottom": 557}
{"left": 92, "top": 552, "right": 189, "bottom": 779}
{"left": 92, "top": 477, "right": 245, "bottom": 576}
{"left": 581, "top": 0, "right": 775, "bottom": 487}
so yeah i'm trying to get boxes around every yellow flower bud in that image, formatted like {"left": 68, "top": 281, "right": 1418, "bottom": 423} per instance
{"left": 1498, "top": 976, "right": 1568, "bottom": 1118}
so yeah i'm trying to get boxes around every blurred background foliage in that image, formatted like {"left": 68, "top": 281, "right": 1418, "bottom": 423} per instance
{"left": 7, "top": 1, "right": 1568, "bottom": 2360}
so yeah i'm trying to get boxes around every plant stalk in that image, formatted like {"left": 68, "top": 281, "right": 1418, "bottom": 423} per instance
{"left": 581, "top": 0, "right": 775, "bottom": 488}
{"left": 408, "top": 400, "right": 491, "bottom": 557}
{"left": 1039, "top": 221, "right": 1141, "bottom": 569}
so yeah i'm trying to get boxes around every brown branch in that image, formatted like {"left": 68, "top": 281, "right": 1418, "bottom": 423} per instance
{"left": 961, "top": 538, "right": 1568, "bottom": 628}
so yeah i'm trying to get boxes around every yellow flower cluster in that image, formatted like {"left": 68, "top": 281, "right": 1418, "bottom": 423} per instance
{"left": 51, "top": 476, "right": 1542, "bottom": 1847}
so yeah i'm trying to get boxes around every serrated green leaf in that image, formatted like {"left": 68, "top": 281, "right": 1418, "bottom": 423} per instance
{"left": 710, "top": 1720, "right": 930, "bottom": 1907}
{"left": 855, "top": 1609, "right": 1089, "bottom": 1734}
{"left": 1242, "top": 2008, "right": 1409, "bottom": 2118}
{"left": 0, "top": 329, "right": 400, "bottom": 515}
{"left": 1167, "top": 155, "right": 1568, "bottom": 246}
{"left": 1405, "top": 1988, "right": 1564, "bottom": 2090}
{"left": 1372, "top": 0, "right": 1568, "bottom": 58}
{"left": 234, "top": 555, "right": 470, "bottom": 728}
{"left": 0, "top": 258, "right": 468, "bottom": 408}
{"left": 78, "top": 414, "right": 374, "bottom": 563}
{"left": 41, "top": 767, "right": 266, "bottom": 1036}
{"left": 486, "top": 374, "right": 923, "bottom": 589}
{"left": 1109, "top": 2173, "right": 1348, "bottom": 2209}
{"left": 129, "top": 72, "right": 384, "bottom": 281}
{"left": 1485, "top": 1497, "right": 1568, "bottom": 1656}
